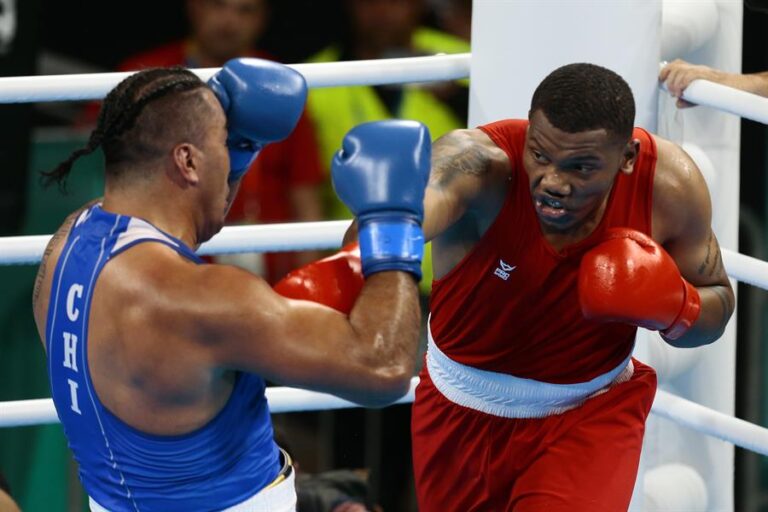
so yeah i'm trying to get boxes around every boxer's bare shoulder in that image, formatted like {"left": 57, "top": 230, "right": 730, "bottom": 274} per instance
{"left": 649, "top": 135, "right": 712, "bottom": 246}
{"left": 431, "top": 129, "right": 508, "bottom": 181}
{"left": 423, "top": 129, "right": 509, "bottom": 241}
{"left": 32, "top": 199, "right": 100, "bottom": 342}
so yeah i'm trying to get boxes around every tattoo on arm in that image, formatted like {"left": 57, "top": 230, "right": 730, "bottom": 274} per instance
{"left": 697, "top": 232, "right": 725, "bottom": 278}
{"left": 712, "top": 286, "right": 734, "bottom": 334}
{"left": 430, "top": 136, "right": 492, "bottom": 190}
{"left": 32, "top": 200, "right": 99, "bottom": 306}
{"left": 32, "top": 237, "right": 58, "bottom": 305}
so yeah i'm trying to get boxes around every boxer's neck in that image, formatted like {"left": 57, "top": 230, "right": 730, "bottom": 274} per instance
{"left": 101, "top": 177, "right": 200, "bottom": 249}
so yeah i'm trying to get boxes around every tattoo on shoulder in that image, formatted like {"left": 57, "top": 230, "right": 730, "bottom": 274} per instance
{"left": 32, "top": 200, "right": 99, "bottom": 306}
{"left": 697, "top": 232, "right": 725, "bottom": 278}
{"left": 430, "top": 135, "right": 494, "bottom": 188}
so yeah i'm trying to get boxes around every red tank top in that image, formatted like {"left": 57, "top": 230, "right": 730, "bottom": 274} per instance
{"left": 429, "top": 119, "right": 657, "bottom": 384}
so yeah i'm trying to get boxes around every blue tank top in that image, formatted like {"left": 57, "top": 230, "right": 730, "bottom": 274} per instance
{"left": 46, "top": 205, "right": 280, "bottom": 511}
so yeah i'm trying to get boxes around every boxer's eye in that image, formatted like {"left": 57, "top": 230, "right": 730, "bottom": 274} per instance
{"left": 532, "top": 150, "right": 548, "bottom": 164}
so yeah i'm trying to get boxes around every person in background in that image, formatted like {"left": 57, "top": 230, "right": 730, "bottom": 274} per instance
{"left": 659, "top": 59, "right": 768, "bottom": 108}
{"left": 431, "top": 0, "right": 472, "bottom": 42}
{"left": 114, "top": 0, "right": 326, "bottom": 283}
{"left": 306, "top": 0, "right": 470, "bottom": 199}
{"left": 306, "top": 0, "right": 470, "bottom": 290}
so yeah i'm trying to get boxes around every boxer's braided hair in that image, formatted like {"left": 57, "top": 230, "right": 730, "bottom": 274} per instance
{"left": 43, "top": 67, "right": 208, "bottom": 190}
{"left": 530, "top": 62, "right": 635, "bottom": 142}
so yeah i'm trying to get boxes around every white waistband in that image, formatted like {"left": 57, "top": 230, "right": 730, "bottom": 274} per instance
{"left": 89, "top": 468, "right": 297, "bottom": 512}
{"left": 426, "top": 325, "right": 634, "bottom": 419}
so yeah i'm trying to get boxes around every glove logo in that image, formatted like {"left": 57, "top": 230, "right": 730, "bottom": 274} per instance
{"left": 494, "top": 259, "right": 516, "bottom": 281}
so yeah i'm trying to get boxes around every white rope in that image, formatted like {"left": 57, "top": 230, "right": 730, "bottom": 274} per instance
{"left": 3, "top": 379, "right": 768, "bottom": 458}
{"left": 0, "top": 220, "right": 349, "bottom": 265}
{"left": 3, "top": 54, "right": 768, "bottom": 128}
{"left": 721, "top": 249, "right": 768, "bottom": 289}
{"left": 267, "top": 377, "right": 418, "bottom": 414}
{"left": 0, "top": 54, "right": 471, "bottom": 104}
{"left": 652, "top": 389, "right": 768, "bottom": 456}
{"left": 198, "top": 220, "right": 348, "bottom": 256}
{"left": 680, "top": 80, "right": 768, "bottom": 125}
{"left": 2, "top": 223, "right": 766, "bottom": 292}
{"left": 0, "top": 398, "right": 58, "bottom": 428}
{"left": 0, "top": 378, "right": 419, "bottom": 428}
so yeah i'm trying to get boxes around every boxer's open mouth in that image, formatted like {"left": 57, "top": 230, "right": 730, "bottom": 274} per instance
{"left": 535, "top": 196, "right": 568, "bottom": 219}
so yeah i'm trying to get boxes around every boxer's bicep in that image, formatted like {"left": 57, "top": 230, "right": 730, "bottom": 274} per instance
{"left": 653, "top": 140, "right": 734, "bottom": 341}
{"left": 654, "top": 138, "right": 726, "bottom": 288}
{"left": 189, "top": 265, "right": 342, "bottom": 372}
{"left": 195, "top": 266, "right": 417, "bottom": 406}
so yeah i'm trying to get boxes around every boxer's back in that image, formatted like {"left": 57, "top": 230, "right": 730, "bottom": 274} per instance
{"left": 34, "top": 204, "right": 280, "bottom": 511}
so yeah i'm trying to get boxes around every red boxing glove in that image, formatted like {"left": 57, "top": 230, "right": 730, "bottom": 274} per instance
{"left": 273, "top": 243, "right": 364, "bottom": 314}
{"left": 578, "top": 228, "right": 701, "bottom": 340}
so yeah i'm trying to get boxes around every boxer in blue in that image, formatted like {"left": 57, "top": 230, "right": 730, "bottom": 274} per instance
{"left": 31, "top": 59, "right": 429, "bottom": 511}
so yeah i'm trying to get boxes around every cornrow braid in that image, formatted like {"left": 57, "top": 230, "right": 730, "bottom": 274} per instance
{"left": 42, "top": 67, "right": 206, "bottom": 191}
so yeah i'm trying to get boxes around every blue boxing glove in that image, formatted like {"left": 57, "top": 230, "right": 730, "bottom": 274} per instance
{"left": 208, "top": 58, "right": 307, "bottom": 181}
{"left": 332, "top": 120, "right": 430, "bottom": 280}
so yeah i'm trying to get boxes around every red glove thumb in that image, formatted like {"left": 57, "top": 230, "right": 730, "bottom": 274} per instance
{"left": 578, "top": 228, "right": 701, "bottom": 339}
{"left": 273, "top": 243, "right": 364, "bottom": 314}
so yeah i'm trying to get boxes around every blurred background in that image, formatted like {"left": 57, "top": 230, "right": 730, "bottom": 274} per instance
{"left": 0, "top": 0, "right": 767, "bottom": 510}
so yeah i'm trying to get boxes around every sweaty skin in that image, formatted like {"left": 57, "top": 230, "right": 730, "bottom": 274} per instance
{"left": 32, "top": 89, "right": 420, "bottom": 437}
{"left": 422, "top": 110, "right": 734, "bottom": 348}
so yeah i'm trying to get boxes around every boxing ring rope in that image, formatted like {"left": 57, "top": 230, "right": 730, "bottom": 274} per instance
{"left": 3, "top": 379, "right": 768, "bottom": 458}
{"left": 651, "top": 390, "right": 768, "bottom": 457}
{"left": 678, "top": 80, "right": 768, "bottom": 124}
{"left": 0, "top": 53, "right": 764, "bottom": 129}
{"left": 0, "top": 379, "right": 420, "bottom": 428}
{"left": 657, "top": 61, "right": 768, "bottom": 125}
{"left": 0, "top": 54, "right": 471, "bottom": 103}
{"left": 1, "top": 221, "right": 766, "bottom": 290}
{"left": 0, "top": 220, "right": 351, "bottom": 265}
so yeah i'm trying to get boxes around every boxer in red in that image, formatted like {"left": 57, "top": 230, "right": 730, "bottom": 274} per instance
{"left": 405, "top": 63, "right": 734, "bottom": 511}
{"left": 284, "top": 62, "right": 734, "bottom": 510}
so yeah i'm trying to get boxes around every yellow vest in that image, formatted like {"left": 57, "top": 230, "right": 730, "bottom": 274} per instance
{"left": 307, "top": 28, "right": 470, "bottom": 290}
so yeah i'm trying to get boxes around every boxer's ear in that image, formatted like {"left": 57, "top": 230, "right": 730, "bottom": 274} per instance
{"left": 619, "top": 139, "right": 640, "bottom": 175}
{"left": 171, "top": 142, "right": 200, "bottom": 186}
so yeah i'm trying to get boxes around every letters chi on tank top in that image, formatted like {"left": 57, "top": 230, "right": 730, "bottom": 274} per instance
{"left": 46, "top": 205, "right": 280, "bottom": 511}
{"left": 429, "top": 119, "right": 658, "bottom": 384}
